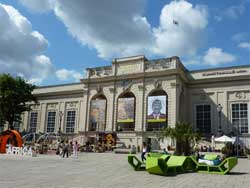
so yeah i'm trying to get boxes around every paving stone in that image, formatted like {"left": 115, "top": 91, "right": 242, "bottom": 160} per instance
{"left": 0, "top": 153, "right": 249, "bottom": 188}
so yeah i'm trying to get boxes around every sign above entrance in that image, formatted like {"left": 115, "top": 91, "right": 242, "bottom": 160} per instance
{"left": 190, "top": 67, "right": 250, "bottom": 80}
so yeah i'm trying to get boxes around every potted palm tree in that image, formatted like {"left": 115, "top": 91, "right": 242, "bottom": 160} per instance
{"left": 160, "top": 122, "right": 200, "bottom": 156}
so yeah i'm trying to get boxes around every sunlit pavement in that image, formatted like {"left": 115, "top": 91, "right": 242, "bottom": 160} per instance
{"left": 0, "top": 153, "right": 249, "bottom": 188}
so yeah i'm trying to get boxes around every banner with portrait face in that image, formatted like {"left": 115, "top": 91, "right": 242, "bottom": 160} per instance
{"left": 117, "top": 97, "right": 135, "bottom": 122}
{"left": 89, "top": 99, "right": 106, "bottom": 130}
{"left": 147, "top": 95, "right": 167, "bottom": 122}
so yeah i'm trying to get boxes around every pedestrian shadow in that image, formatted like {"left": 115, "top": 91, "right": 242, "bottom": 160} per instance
{"left": 229, "top": 172, "right": 249, "bottom": 175}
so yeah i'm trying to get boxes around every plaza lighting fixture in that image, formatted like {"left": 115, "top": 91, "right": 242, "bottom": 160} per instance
{"left": 216, "top": 104, "right": 223, "bottom": 136}
{"left": 58, "top": 111, "right": 64, "bottom": 134}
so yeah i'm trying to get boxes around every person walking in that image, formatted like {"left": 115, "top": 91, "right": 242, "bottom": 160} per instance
{"left": 141, "top": 142, "right": 147, "bottom": 163}
{"left": 69, "top": 141, "right": 73, "bottom": 156}
{"left": 73, "top": 141, "right": 79, "bottom": 158}
{"left": 62, "top": 141, "right": 69, "bottom": 158}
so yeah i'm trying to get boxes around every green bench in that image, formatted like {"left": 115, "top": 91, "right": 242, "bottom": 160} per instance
{"left": 128, "top": 155, "right": 145, "bottom": 171}
{"left": 147, "top": 152, "right": 164, "bottom": 158}
{"left": 146, "top": 155, "right": 170, "bottom": 175}
{"left": 146, "top": 155, "right": 192, "bottom": 175}
{"left": 128, "top": 154, "right": 238, "bottom": 175}
{"left": 191, "top": 157, "right": 238, "bottom": 175}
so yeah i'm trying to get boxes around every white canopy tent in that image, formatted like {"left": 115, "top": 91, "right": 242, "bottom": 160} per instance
{"left": 215, "top": 135, "right": 233, "bottom": 143}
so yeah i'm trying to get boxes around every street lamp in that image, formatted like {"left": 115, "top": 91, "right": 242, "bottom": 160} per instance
{"left": 58, "top": 111, "right": 64, "bottom": 134}
{"left": 217, "top": 104, "right": 223, "bottom": 136}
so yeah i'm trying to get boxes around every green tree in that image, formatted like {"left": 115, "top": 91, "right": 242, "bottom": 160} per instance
{"left": 0, "top": 74, "right": 37, "bottom": 130}
{"left": 0, "top": 111, "right": 4, "bottom": 132}
{"left": 160, "top": 122, "right": 200, "bottom": 156}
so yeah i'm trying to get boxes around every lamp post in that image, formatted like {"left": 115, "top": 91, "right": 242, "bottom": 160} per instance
{"left": 217, "top": 104, "right": 223, "bottom": 136}
{"left": 58, "top": 111, "right": 64, "bottom": 134}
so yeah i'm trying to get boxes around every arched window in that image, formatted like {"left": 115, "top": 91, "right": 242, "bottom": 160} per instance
{"left": 117, "top": 92, "right": 136, "bottom": 131}
{"left": 89, "top": 94, "right": 107, "bottom": 132}
{"left": 147, "top": 90, "right": 168, "bottom": 131}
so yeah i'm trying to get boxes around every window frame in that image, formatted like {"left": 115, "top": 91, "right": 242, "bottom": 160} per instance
{"left": 116, "top": 92, "right": 136, "bottom": 132}
{"left": 29, "top": 111, "right": 38, "bottom": 133}
{"left": 194, "top": 104, "right": 212, "bottom": 134}
{"left": 46, "top": 111, "right": 57, "bottom": 133}
{"left": 231, "top": 102, "right": 249, "bottom": 134}
{"left": 65, "top": 110, "right": 77, "bottom": 133}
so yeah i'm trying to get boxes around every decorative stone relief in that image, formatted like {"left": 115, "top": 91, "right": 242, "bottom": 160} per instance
{"left": 122, "top": 80, "right": 133, "bottom": 91}
{"left": 96, "top": 85, "right": 103, "bottom": 93}
{"left": 235, "top": 91, "right": 246, "bottom": 99}
{"left": 67, "top": 102, "right": 77, "bottom": 108}
{"left": 228, "top": 91, "right": 249, "bottom": 101}
{"left": 138, "top": 85, "right": 144, "bottom": 91}
{"left": 48, "top": 103, "right": 57, "bottom": 109}
{"left": 31, "top": 104, "right": 40, "bottom": 110}
{"left": 109, "top": 88, "right": 115, "bottom": 93}
{"left": 153, "top": 79, "right": 162, "bottom": 89}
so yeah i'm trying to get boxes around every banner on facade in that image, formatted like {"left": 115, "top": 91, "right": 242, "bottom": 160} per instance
{"left": 117, "top": 97, "right": 135, "bottom": 122}
{"left": 147, "top": 95, "right": 167, "bottom": 122}
{"left": 89, "top": 99, "right": 106, "bottom": 130}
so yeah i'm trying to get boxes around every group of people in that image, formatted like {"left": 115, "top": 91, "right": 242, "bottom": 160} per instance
{"left": 57, "top": 140, "right": 79, "bottom": 158}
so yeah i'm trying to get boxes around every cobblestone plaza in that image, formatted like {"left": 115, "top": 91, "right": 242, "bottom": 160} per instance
{"left": 0, "top": 153, "right": 249, "bottom": 188}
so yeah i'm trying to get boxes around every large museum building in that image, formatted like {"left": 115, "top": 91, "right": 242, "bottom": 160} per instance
{"left": 11, "top": 55, "right": 250, "bottom": 149}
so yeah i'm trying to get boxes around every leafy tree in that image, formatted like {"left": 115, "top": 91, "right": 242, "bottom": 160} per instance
{"left": 0, "top": 74, "right": 37, "bottom": 130}
{"left": 0, "top": 111, "right": 4, "bottom": 132}
{"left": 160, "top": 122, "right": 200, "bottom": 156}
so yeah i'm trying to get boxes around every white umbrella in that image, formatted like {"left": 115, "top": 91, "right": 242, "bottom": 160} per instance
{"left": 215, "top": 135, "right": 233, "bottom": 143}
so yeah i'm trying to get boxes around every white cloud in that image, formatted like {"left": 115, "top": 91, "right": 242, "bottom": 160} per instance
{"left": 52, "top": 0, "right": 154, "bottom": 59}
{"left": 231, "top": 32, "right": 250, "bottom": 42}
{"left": 153, "top": 1, "right": 208, "bottom": 57}
{"left": 19, "top": 0, "right": 208, "bottom": 59}
{"left": 56, "top": 69, "right": 84, "bottom": 82}
{"left": 224, "top": 3, "right": 245, "bottom": 19}
{"left": 19, "top": 0, "right": 55, "bottom": 13}
{"left": 203, "top": 48, "right": 236, "bottom": 65}
{"left": 238, "top": 42, "right": 250, "bottom": 49}
{"left": 0, "top": 4, "right": 54, "bottom": 85}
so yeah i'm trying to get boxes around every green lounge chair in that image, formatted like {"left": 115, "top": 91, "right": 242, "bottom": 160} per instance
{"left": 128, "top": 155, "right": 145, "bottom": 171}
{"left": 166, "top": 156, "right": 189, "bottom": 173}
{"left": 147, "top": 152, "right": 164, "bottom": 158}
{"left": 191, "top": 157, "right": 238, "bottom": 175}
{"left": 146, "top": 155, "right": 170, "bottom": 175}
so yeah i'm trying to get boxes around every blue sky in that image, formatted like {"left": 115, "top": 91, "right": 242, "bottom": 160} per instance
{"left": 0, "top": 0, "right": 249, "bottom": 86}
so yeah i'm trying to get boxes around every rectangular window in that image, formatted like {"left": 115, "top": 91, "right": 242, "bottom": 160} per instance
{"left": 13, "top": 114, "right": 21, "bottom": 131}
{"left": 47, "top": 111, "right": 56, "bottom": 133}
{"left": 13, "top": 121, "right": 20, "bottom": 132}
{"left": 29, "top": 112, "right": 38, "bottom": 133}
{"left": 66, "top": 110, "right": 76, "bottom": 133}
{"left": 196, "top": 104, "right": 211, "bottom": 134}
{"left": 232, "top": 103, "right": 248, "bottom": 134}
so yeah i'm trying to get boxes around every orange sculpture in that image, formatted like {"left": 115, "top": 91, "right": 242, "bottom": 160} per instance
{"left": 0, "top": 130, "right": 23, "bottom": 153}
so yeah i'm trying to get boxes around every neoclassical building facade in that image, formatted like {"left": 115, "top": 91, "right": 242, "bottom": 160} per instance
{"left": 11, "top": 55, "right": 250, "bottom": 149}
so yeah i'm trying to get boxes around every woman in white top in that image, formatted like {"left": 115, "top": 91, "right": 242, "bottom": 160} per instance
{"left": 141, "top": 142, "right": 147, "bottom": 162}
{"left": 73, "top": 141, "right": 79, "bottom": 158}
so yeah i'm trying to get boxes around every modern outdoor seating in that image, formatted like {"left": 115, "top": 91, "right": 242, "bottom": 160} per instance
{"left": 128, "top": 154, "right": 238, "bottom": 175}
{"left": 147, "top": 152, "right": 164, "bottom": 158}
{"left": 127, "top": 155, "right": 145, "bottom": 171}
{"left": 146, "top": 154, "right": 170, "bottom": 175}
{"left": 191, "top": 157, "right": 238, "bottom": 175}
